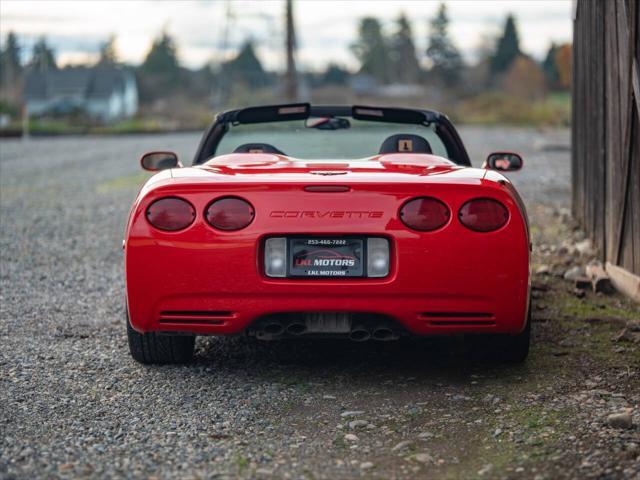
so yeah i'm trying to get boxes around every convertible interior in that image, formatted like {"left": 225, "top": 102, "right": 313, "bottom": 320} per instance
{"left": 233, "top": 143, "right": 286, "bottom": 155}
{"left": 193, "top": 104, "right": 472, "bottom": 166}
{"left": 232, "top": 133, "right": 434, "bottom": 158}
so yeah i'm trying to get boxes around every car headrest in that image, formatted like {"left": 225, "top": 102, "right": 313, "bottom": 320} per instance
{"left": 378, "top": 134, "right": 433, "bottom": 154}
{"left": 233, "top": 143, "right": 286, "bottom": 155}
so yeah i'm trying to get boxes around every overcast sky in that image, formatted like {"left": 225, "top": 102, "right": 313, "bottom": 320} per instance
{"left": 1, "top": 0, "right": 573, "bottom": 71}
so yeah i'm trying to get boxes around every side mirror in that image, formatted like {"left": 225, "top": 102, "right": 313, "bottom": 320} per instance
{"left": 483, "top": 152, "right": 523, "bottom": 172}
{"left": 140, "top": 151, "right": 182, "bottom": 171}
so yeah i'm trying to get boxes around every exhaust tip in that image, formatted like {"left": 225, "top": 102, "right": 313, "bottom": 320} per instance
{"left": 372, "top": 328, "right": 396, "bottom": 341}
{"left": 286, "top": 322, "right": 307, "bottom": 335}
{"left": 264, "top": 322, "right": 285, "bottom": 335}
{"left": 349, "top": 329, "right": 371, "bottom": 342}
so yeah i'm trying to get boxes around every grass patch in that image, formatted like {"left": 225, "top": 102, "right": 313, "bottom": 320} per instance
{"left": 233, "top": 453, "right": 250, "bottom": 474}
{"left": 442, "top": 402, "right": 575, "bottom": 479}
{"left": 90, "top": 118, "right": 176, "bottom": 135}
{"left": 534, "top": 277, "right": 640, "bottom": 364}
{"left": 332, "top": 435, "right": 346, "bottom": 449}
{"left": 563, "top": 315, "right": 640, "bottom": 364}
{"left": 509, "top": 404, "right": 569, "bottom": 439}
{"left": 452, "top": 92, "right": 571, "bottom": 126}
{"left": 1, "top": 117, "right": 199, "bottom": 137}
{"left": 557, "top": 294, "right": 639, "bottom": 321}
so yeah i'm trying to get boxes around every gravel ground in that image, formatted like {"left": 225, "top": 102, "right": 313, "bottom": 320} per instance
{"left": 1, "top": 128, "right": 638, "bottom": 479}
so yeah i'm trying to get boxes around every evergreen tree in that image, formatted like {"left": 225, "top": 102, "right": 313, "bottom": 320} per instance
{"left": 141, "top": 31, "right": 180, "bottom": 76}
{"left": 389, "top": 13, "right": 420, "bottom": 83}
{"left": 221, "top": 41, "right": 268, "bottom": 88}
{"left": 0, "top": 32, "right": 22, "bottom": 77}
{"left": 137, "top": 31, "right": 181, "bottom": 102}
{"left": 322, "top": 63, "right": 349, "bottom": 85}
{"left": 426, "top": 3, "right": 463, "bottom": 85}
{"left": 542, "top": 43, "right": 559, "bottom": 89}
{"left": 30, "top": 37, "right": 56, "bottom": 72}
{"left": 0, "top": 32, "right": 22, "bottom": 87}
{"left": 490, "top": 14, "right": 521, "bottom": 75}
{"left": 98, "top": 35, "right": 118, "bottom": 66}
{"left": 351, "top": 17, "right": 391, "bottom": 83}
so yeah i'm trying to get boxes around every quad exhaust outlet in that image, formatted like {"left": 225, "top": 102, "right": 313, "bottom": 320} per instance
{"left": 349, "top": 325, "right": 371, "bottom": 342}
{"left": 286, "top": 322, "right": 307, "bottom": 335}
{"left": 372, "top": 327, "right": 398, "bottom": 341}
{"left": 250, "top": 314, "right": 401, "bottom": 342}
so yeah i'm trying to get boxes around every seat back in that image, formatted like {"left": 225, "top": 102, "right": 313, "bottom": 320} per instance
{"left": 378, "top": 134, "right": 433, "bottom": 154}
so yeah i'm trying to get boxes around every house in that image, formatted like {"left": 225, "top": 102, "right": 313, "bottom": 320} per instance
{"left": 24, "top": 66, "right": 138, "bottom": 122}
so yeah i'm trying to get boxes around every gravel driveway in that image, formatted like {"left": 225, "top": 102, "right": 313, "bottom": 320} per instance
{"left": 2, "top": 128, "right": 638, "bottom": 479}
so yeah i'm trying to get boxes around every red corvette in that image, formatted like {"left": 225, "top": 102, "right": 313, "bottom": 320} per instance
{"left": 124, "top": 104, "right": 530, "bottom": 364}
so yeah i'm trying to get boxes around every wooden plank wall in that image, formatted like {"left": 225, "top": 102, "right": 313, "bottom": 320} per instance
{"left": 572, "top": 0, "right": 640, "bottom": 276}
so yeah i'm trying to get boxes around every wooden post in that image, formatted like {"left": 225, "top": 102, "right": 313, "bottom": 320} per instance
{"left": 284, "top": 0, "right": 298, "bottom": 101}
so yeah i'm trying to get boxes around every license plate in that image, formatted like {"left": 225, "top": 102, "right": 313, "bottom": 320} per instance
{"left": 288, "top": 237, "right": 364, "bottom": 277}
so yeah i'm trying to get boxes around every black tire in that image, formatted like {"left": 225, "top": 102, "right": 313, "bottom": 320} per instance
{"left": 469, "top": 309, "right": 531, "bottom": 364}
{"left": 494, "top": 312, "right": 531, "bottom": 363}
{"left": 126, "top": 309, "right": 195, "bottom": 364}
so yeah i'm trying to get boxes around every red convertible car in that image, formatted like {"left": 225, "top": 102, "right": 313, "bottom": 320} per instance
{"left": 124, "top": 104, "right": 530, "bottom": 364}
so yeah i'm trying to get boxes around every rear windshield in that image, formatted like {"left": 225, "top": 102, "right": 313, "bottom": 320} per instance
{"left": 215, "top": 119, "right": 449, "bottom": 160}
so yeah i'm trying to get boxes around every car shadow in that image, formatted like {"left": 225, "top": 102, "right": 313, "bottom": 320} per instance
{"left": 193, "top": 335, "right": 532, "bottom": 385}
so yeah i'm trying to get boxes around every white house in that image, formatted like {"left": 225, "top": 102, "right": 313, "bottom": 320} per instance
{"left": 24, "top": 66, "right": 138, "bottom": 123}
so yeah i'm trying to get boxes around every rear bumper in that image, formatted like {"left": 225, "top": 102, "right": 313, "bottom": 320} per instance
{"left": 125, "top": 234, "right": 530, "bottom": 336}
{"left": 133, "top": 290, "right": 527, "bottom": 336}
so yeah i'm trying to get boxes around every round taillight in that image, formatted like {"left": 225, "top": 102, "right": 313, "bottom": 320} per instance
{"left": 146, "top": 197, "right": 195, "bottom": 231}
{"left": 399, "top": 197, "right": 450, "bottom": 231}
{"left": 458, "top": 198, "right": 509, "bottom": 232}
{"left": 205, "top": 197, "right": 255, "bottom": 231}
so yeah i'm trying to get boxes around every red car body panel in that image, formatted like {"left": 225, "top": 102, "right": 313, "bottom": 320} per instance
{"left": 124, "top": 153, "right": 530, "bottom": 337}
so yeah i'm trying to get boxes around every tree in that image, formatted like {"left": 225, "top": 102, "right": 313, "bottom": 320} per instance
{"left": 30, "top": 37, "right": 56, "bottom": 72}
{"left": 221, "top": 41, "right": 269, "bottom": 88}
{"left": 389, "top": 13, "right": 421, "bottom": 83}
{"left": 503, "top": 55, "right": 546, "bottom": 100}
{"left": 98, "top": 35, "right": 118, "bottom": 66}
{"left": 141, "top": 31, "right": 180, "bottom": 76}
{"left": 0, "top": 32, "right": 22, "bottom": 76}
{"left": 321, "top": 63, "right": 349, "bottom": 86}
{"left": 0, "top": 32, "right": 23, "bottom": 108}
{"left": 351, "top": 17, "right": 391, "bottom": 83}
{"left": 555, "top": 43, "right": 572, "bottom": 90}
{"left": 137, "top": 31, "right": 181, "bottom": 102}
{"left": 425, "top": 3, "right": 463, "bottom": 85}
{"left": 490, "top": 14, "right": 521, "bottom": 75}
{"left": 542, "top": 43, "right": 559, "bottom": 89}
{"left": 1, "top": 32, "right": 22, "bottom": 87}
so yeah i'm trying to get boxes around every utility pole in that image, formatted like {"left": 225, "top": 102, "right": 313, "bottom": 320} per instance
{"left": 284, "top": 0, "right": 298, "bottom": 101}
{"left": 213, "top": 0, "right": 233, "bottom": 108}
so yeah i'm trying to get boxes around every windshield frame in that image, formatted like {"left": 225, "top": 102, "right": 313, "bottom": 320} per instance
{"left": 192, "top": 104, "right": 471, "bottom": 166}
